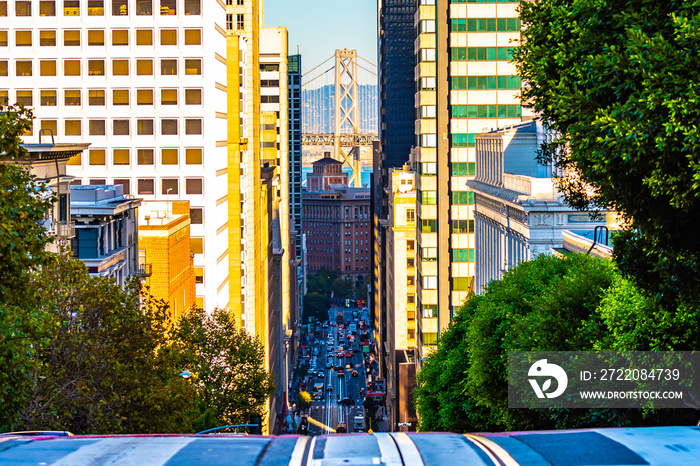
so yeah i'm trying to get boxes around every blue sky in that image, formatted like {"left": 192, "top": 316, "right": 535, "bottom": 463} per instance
{"left": 264, "top": 0, "right": 378, "bottom": 84}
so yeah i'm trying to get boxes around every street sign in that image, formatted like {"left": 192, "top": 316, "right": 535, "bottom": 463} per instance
{"left": 362, "top": 346, "right": 369, "bottom": 353}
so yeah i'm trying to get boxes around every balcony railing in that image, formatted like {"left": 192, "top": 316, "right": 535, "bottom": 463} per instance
{"left": 132, "top": 263, "right": 152, "bottom": 278}
{"left": 55, "top": 221, "right": 75, "bottom": 239}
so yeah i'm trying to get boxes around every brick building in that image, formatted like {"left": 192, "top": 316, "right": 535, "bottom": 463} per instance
{"left": 302, "top": 184, "right": 371, "bottom": 280}
{"left": 138, "top": 200, "right": 196, "bottom": 320}
{"left": 305, "top": 153, "right": 348, "bottom": 192}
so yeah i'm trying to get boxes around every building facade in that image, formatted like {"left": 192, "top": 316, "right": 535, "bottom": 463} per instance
{"left": 1, "top": 0, "right": 229, "bottom": 310}
{"left": 306, "top": 153, "right": 348, "bottom": 192}
{"left": 138, "top": 200, "right": 196, "bottom": 319}
{"left": 467, "top": 121, "right": 618, "bottom": 293}
{"left": 70, "top": 184, "right": 142, "bottom": 285}
{"left": 413, "top": 0, "right": 524, "bottom": 357}
{"left": 303, "top": 185, "right": 371, "bottom": 280}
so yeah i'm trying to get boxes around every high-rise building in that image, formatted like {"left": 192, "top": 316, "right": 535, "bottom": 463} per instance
{"left": 288, "top": 54, "right": 302, "bottom": 258}
{"left": 413, "top": 0, "right": 523, "bottom": 357}
{"left": 2, "top": 0, "right": 228, "bottom": 311}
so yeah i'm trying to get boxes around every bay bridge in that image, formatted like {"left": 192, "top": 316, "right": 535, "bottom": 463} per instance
{"left": 302, "top": 49, "right": 378, "bottom": 187}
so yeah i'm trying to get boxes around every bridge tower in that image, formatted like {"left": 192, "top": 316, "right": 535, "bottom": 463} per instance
{"left": 333, "top": 49, "right": 362, "bottom": 188}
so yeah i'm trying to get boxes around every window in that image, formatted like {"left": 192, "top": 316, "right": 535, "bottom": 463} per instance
{"left": 190, "top": 237, "right": 203, "bottom": 254}
{"left": 136, "top": 89, "right": 153, "bottom": 105}
{"left": 113, "top": 179, "right": 130, "bottom": 194}
{"left": 63, "top": 0, "right": 79, "bottom": 16}
{"left": 185, "top": 88, "right": 201, "bottom": 105}
{"left": 194, "top": 268, "right": 203, "bottom": 284}
{"left": 137, "top": 149, "right": 154, "bottom": 165}
{"left": 420, "top": 190, "right": 437, "bottom": 205}
{"left": 160, "top": 29, "right": 176, "bottom": 45}
{"left": 113, "top": 148, "right": 129, "bottom": 164}
{"left": 88, "top": 60, "right": 104, "bottom": 76}
{"left": 451, "top": 18, "right": 466, "bottom": 32}
{"left": 136, "top": 0, "right": 151, "bottom": 15}
{"left": 453, "top": 277, "right": 473, "bottom": 291}
{"left": 113, "top": 119, "right": 131, "bottom": 136}
{"left": 451, "top": 191, "right": 475, "bottom": 205}
{"left": 418, "top": 218, "right": 437, "bottom": 234}
{"left": 16, "top": 0, "right": 31, "bottom": 16}
{"left": 16, "top": 90, "right": 32, "bottom": 107}
{"left": 16, "top": 30, "right": 32, "bottom": 46}
{"left": 39, "top": 30, "right": 56, "bottom": 46}
{"left": 161, "top": 119, "right": 177, "bottom": 135}
{"left": 419, "top": 105, "right": 435, "bottom": 118}
{"left": 112, "top": 59, "right": 129, "bottom": 76}
{"left": 88, "top": 89, "right": 105, "bottom": 106}
{"left": 89, "top": 120, "right": 105, "bottom": 135}
{"left": 136, "top": 29, "right": 152, "bottom": 45}
{"left": 39, "top": 0, "right": 55, "bottom": 15}
{"left": 184, "top": 59, "right": 201, "bottom": 75}
{"left": 137, "top": 119, "right": 153, "bottom": 135}
{"left": 407, "top": 208, "right": 415, "bottom": 223}
{"left": 225, "top": 14, "right": 232, "bottom": 30}
{"left": 451, "top": 162, "right": 476, "bottom": 176}
{"left": 185, "top": 148, "right": 202, "bottom": 164}
{"left": 422, "top": 305, "right": 437, "bottom": 318}
{"left": 87, "top": 0, "right": 102, "bottom": 14}
{"left": 64, "top": 59, "right": 80, "bottom": 76}
{"left": 16, "top": 61, "right": 32, "bottom": 76}
{"left": 137, "top": 179, "right": 155, "bottom": 195}
{"left": 190, "top": 208, "right": 203, "bottom": 224}
{"left": 160, "top": 59, "right": 177, "bottom": 75}
{"left": 64, "top": 89, "right": 80, "bottom": 105}
{"left": 184, "top": 0, "right": 199, "bottom": 15}
{"left": 0, "top": 31, "right": 7, "bottom": 46}
{"left": 421, "top": 247, "right": 437, "bottom": 262}
{"left": 260, "top": 63, "right": 279, "bottom": 72}
{"left": 65, "top": 119, "right": 81, "bottom": 135}
{"left": 136, "top": 59, "right": 153, "bottom": 75}
{"left": 161, "top": 148, "right": 178, "bottom": 165}
{"left": 89, "top": 179, "right": 106, "bottom": 185}
{"left": 40, "top": 120, "right": 57, "bottom": 136}
{"left": 185, "top": 119, "right": 202, "bottom": 134}
{"left": 261, "top": 95, "right": 279, "bottom": 104}
{"left": 112, "top": 89, "right": 129, "bottom": 105}
{"left": 112, "top": 30, "right": 128, "bottom": 45}
{"left": 452, "top": 134, "right": 475, "bottom": 147}
{"left": 63, "top": 30, "right": 80, "bottom": 46}
{"left": 422, "top": 275, "right": 437, "bottom": 289}
{"left": 40, "top": 90, "right": 56, "bottom": 106}
{"left": 0, "top": 1, "right": 5, "bottom": 15}
{"left": 162, "top": 178, "right": 178, "bottom": 195}
{"left": 184, "top": 28, "right": 200, "bottom": 45}
{"left": 236, "top": 13, "right": 244, "bottom": 30}
{"left": 161, "top": 89, "right": 177, "bottom": 105}
{"left": 452, "top": 219, "right": 475, "bottom": 234}
{"left": 89, "top": 149, "right": 105, "bottom": 165}
{"left": 452, "top": 248, "right": 474, "bottom": 262}
{"left": 260, "top": 79, "right": 279, "bottom": 88}
{"left": 112, "top": 0, "right": 127, "bottom": 15}
{"left": 160, "top": 0, "right": 174, "bottom": 14}
{"left": 87, "top": 29, "right": 104, "bottom": 45}
{"left": 418, "top": 48, "right": 435, "bottom": 62}
{"left": 185, "top": 178, "right": 202, "bottom": 194}
{"left": 419, "top": 19, "right": 434, "bottom": 33}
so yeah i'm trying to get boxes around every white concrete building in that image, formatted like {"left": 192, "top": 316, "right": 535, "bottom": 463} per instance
{"left": 467, "top": 121, "right": 617, "bottom": 294}
{"left": 1, "top": 0, "right": 229, "bottom": 310}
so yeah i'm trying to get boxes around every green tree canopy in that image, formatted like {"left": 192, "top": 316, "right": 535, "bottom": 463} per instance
{"left": 303, "top": 293, "right": 331, "bottom": 323}
{"left": 414, "top": 254, "right": 698, "bottom": 432}
{"left": 514, "top": 0, "right": 700, "bottom": 306}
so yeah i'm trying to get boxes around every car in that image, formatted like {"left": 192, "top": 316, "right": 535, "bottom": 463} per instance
{"left": 351, "top": 370, "right": 358, "bottom": 377}
{"left": 337, "top": 370, "right": 344, "bottom": 377}
{"left": 345, "top": 363, "right": 352, "bottom": 370}
{"left": 346, "top": 350, "right": 354, "bottom": 357}
{"left": 318, "top": 371, "right": 325, "bottom": 378}
{"left": 326, "top": 384, "right": 333, "bottom": 392}
{"left": 326, "top": 361, "right": 333, "bottom": 369}
{"left": 334, "top": 366, "right": 344, "bottom": 372}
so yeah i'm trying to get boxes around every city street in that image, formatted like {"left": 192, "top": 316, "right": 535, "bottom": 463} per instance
{"left": 307, "top": 307, "right": 368, "bottom": 435}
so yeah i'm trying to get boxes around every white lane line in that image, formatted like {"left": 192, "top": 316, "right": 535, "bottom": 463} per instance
{"left": 289, "top": 436, "right": 309, "bottom": 466}
{"left": 50, "top": 436, "right": 195, "bottom": 466}
{"left": 465, "top": 434, "right": 519, "bottom": 466}
{"left": 305, "top": 436, "right": 318, "bottom": 466}
{"left": 390, "top": 433, "right": 424, "bottom": 466}
{"left": 374, "top": 433, "right": 403, "bottom": 466}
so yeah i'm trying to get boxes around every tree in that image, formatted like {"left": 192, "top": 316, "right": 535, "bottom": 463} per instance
{"left": 23, "top": 252, "right": 194, "bottom": 434}
{"left": 303, "top": 293, "right": 331, "bottom": 323}
{"left": 295, "top": 391, "right": 311, "bottom": 413}
{"left": 0, "top": 105, "right": 55, "bottom": 431}
{"left": 306, "top": 269, "right": 338, "bottom": 296}
{"left": 514, "top": 0, "right": 700, "bottom": 307}
{"left": 332, "top": 277, "right": 353, "bottom": 299}
{"left": 414, "top": 254, "right": 698, "bottom": 432}
{"left": 170, "top": 307, "right": 275, "bottom": 433}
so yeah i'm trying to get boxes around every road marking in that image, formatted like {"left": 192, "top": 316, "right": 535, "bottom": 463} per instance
{"left": 391, "top": 433, "right": 424, "bottom": 466}
{"left": 50, "top": 437, "right": 195, "bottom": 466}
{"left": 289, "top": 436, "right": 309, "bottom": 466}
{"left": 375, "top": 433, "right": 403, "bottom": 466}
{"left": 465, "top": 434, "right": 519, "bottom": 466}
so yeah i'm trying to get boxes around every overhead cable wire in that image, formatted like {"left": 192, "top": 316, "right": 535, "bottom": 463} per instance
{"left": 301, "top": 56, "right": 334, "bottom": 78}
{"left": 302, "top": 66, "right": 335, "bottom": 88}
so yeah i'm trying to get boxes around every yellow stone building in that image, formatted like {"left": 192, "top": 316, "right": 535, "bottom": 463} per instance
{"left": 138, "top": 200, "right": 196, "bottom": 320}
